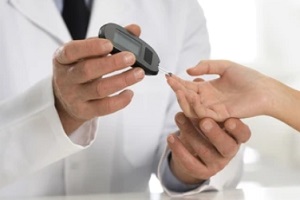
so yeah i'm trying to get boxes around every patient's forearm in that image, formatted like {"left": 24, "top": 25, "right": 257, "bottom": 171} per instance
{"left": 268, "top": 78, "right": 300, "bottom": 132}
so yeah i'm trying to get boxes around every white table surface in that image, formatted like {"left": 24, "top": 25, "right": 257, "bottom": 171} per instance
{"left": 3, "top": 187, "right": 300, "bottom": 200}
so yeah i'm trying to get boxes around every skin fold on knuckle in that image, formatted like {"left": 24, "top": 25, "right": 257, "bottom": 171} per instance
{"left": 54, "top": 78, "right": 78, "bottom": 105}
{"left": 81, "top": 39, "right": 100, "bottom": 56}
{"left": 190, "top": 162, "right": 211, "bottom": 181}
{"left": 211, "top": 159, "right": 228, "bottom": 175}
{"left": 172, "top": 150, "right": 208, "bottom": 182}
{"left": 241, "top": 126, "right": 251, "bottom": 143}
{"left": 181, "top": 157, "right": 200, "bottom": 176}
{"left": 54, "top": 46, "right": 66, "bottom": 64}
{"left": 70, "top": 102, "right": 89, "bottom": 120}
{"left": 60, "top": 43, "right": 76, "bottom": 63}
{"left": 226, "top": 119, "right": 251, "bottom": 143}
{"left": 97, "top": 98, "right": 114, "bottom": 116}
{"left": 52, "top": 75, "right": 64, "bottom": 92}
{"left": 96, "top": 80, "right": 106, "bottom": 98}
{"left": 123, "top": 71, "right": 135, "bottom": 87}
{"left": 113, "top": 93, "right": 132, "bottom": 111}
{"left": 110, "top": 54, "right": 123, "bottom": 71}
{"left": 220, "top": 144, "right": 238, "bottom": 158}
{"left": 196, "top": 143, "right": 213, "bottom": 159}
{"left": 79, "top": 62, "right": 94, "bottom": 81}
{"left": 96, "top": 39, "right": 113, "bottom": 54}
{"left": 232, "top": 128, "right": 251, "bottom": 144}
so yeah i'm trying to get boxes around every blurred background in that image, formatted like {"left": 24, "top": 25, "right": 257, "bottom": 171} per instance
{"left": 149, "top": 0, "right": 300, "bottom": 193}
{"left": 197, "top": 0, "right": 300, "bottom": 189}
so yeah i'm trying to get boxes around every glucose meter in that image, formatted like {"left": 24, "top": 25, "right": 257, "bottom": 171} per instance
{"left": 98, "top": 23, "right": 161, "bottom": 75}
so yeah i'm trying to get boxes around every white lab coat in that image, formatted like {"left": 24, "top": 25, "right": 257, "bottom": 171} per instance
{"left": 0, "top": 0, "right": 245, "bottom": 197}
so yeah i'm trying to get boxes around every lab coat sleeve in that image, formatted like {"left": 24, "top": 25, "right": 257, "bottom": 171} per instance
{"left": 0, "top": 76, "right": 97, "bottom": 189}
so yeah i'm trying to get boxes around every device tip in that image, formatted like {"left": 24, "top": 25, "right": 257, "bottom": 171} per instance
{"left": 159, "top": 67, "right": 172, "bottom": 75}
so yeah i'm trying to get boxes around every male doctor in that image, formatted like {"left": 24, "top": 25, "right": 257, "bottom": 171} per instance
{"left": 0, "top": 0, "right": 251, "bottom": 197}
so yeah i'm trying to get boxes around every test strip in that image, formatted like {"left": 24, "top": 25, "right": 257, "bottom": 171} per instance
{"left": 159, "top": 67, "right": 172, "bottom": 76}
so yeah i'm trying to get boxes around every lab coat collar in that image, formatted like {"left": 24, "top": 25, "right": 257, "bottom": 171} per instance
{"left": 8, "top": 0, "right": 71, "bottom": 44}
{"left": 86, "top": 0, "right": 130, "bottom": 38}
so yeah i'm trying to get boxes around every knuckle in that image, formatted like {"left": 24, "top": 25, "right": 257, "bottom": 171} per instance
{"left": 65, "top": 90, "right": 79, "bottom": 106}
{"left": 218, "top": 139, "right": 238, "bottom": 157}
{"left": 99, "top": 39, "right": 113, "bottom": 52}
{"left": 208, "top": 168, "right": 218, "bottom": 177}
{"left": 123, "top": 72, "right": 134, "bottom": 86}
{"left": 54, "top": 46, "right": 65, "bottom": 63}
{"left": 60, "top": 44, "right": 73, "bottom": 62}
{"left": 242, "top": 126, "right": 252, "bottom": 142}
{"left": 221, "top": 145, "right": 237, "bottom": 158}
{"left": 70, "top": 102, "right": 82, "bottom": 117}
{"left": 117, "top": 75, "right": 128, "bottom": 89}
{"left": 96, "top": 80, "right": 107, "bottom": 98}
{"left": 103, "top": 97, "right": 125, "bottom": 115}
{"left": 83, "top": 39, "right": 92, "bottom": 50}
{"left": 235, "top": 131, "right": 250, "bottom": 144}
{"left": 110, "top": 52, "right": 130, "bottom": 70}
{"left": 231, "top": 121, "right": 252, "bottom": 144}
{"left": 184, "top": 161, "right": 197, "bottom": 173}
{"left": 101, "top": 98, "right": 113, "bottom": 115}
{"left": 77, "top": 62, "right": 96, "bottom": 82}
{"left": 193, "top": 167, "right": 210, "bottom": 180}
{"left": 210, "top": 167, "right": 219, "bottom": 176}
{"left": 79, "top": 63, "right": 93, "bottom": 80}
{"left": 197, "top": 145, "right": 211, "bottom": 158}
{"left": 116, "top": 71, "right": 134, "bottom": 90}
{"left": 211, "top": 161, "right": 226, "bottom": 175}
{"left": 84, "top": 39, "right": 100, "bottom": 54}
{"left": 53, "top": 75, "right": 64, "bottom": 89}
{"left": 217, "top": 160, "right": 227, "bottom": 171}
{"left": 111, "top": 54, "right": 121, "bottom": 68}
{"left": 72, "top": 102, "right": 91, "bottom": 120}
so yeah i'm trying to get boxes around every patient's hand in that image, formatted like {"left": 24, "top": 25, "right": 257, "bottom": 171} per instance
{"left": 166, "top": 60, "right": 272, "bottom": 121}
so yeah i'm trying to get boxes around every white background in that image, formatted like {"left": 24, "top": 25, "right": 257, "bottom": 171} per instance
{"left": 197, "top": 0, "right": 300, "bottom": 189}
{"left": 149, "top": 0, "right": 300, "bottom": 193}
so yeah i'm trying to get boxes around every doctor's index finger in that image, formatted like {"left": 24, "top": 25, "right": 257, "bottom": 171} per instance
{"left": 54, "top": 38, "right": 113, "bottom": 65}
{"left": 187, "top": 60, "right": 235, "bottom": 77}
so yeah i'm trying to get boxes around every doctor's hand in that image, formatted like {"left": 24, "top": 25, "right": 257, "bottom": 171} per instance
{"left": 167, "top": 112, "right": 250, "bottom": 185}
{"left": 53, "top": 24, "right": 145, "bottom": 134}
{"left": 166, "top": 60, "right": 271, "bottom": 122}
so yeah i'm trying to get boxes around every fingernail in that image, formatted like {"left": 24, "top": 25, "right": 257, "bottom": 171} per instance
{"left": 127, "top": 90, "right": 134, "bottom": 99}
{"left": 176, "top": 114, "right": 186, "bottom": 125}
{"left": 134, "top": 68, "right": 145, "bottom": 80}
{"left": 202, "top": 120, "right": 212, "bottom": 131}
{"left": 168, "top": 135, "right": 175, "bottom": 144}
{"left": 103, "top": 41, "right": 113, "bottom": 51}
{"left": 227, "top": 121, "right": 236, "bottom": 130}
{"left": 54, "top": 46, "right": 65, "bottom": 63}
{"left": 124, "top": 53, "right": 135, "bottom": 65}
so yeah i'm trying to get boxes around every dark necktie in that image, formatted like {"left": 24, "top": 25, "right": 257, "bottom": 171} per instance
{"left": 62, "top": 0, "right": 91, "bottom": 40}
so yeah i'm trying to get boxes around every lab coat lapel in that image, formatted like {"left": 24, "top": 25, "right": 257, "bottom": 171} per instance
{"left": 86, "top": 0, "right": 131, "bottom": 38}
{"left": 8, "top": 0, "right": 71, "bottom": 43}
